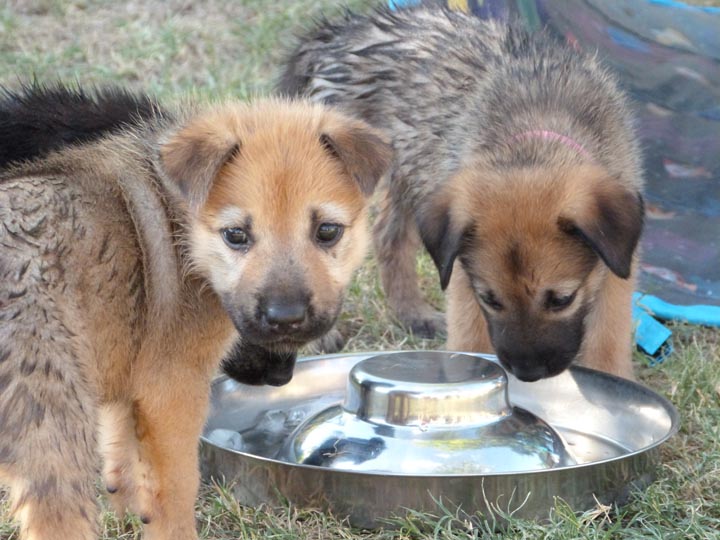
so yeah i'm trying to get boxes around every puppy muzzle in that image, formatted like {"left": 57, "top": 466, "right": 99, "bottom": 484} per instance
{"left": 496, "top": 348, "right": 576, "bottom": 382}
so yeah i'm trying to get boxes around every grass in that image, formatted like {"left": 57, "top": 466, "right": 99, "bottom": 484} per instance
{"left": 1, "top": 0, "right": 719, "bottom": 538}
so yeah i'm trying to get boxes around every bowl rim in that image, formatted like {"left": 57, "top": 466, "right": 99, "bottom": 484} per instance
{"left": 201, "top": 351, "right": 681, "bottom": 478}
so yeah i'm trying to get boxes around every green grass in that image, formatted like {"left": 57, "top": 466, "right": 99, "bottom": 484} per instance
{"left": 1, "top": 1, "right": 719, "bottom": 538}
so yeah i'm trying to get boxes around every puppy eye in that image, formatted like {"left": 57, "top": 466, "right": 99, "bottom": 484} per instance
{"left": 315, "top": 223, "right": 344, "bottom": 247}
{"left": 545, "top": 291, "right": 576, "bottom": 312}
{"left": 222, "top": 227, "right": 251, "bottom": 250}
{"left": 479, "top": 291, "right": 504, "bottom": 311}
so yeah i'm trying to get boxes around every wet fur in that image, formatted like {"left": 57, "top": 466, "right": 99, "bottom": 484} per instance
{"left": 0, "top": 86, "right": 390, "bottom": 539}
{"left": 281, "top": 5, "right": 644, "bottom": 380}
{"left": 0, "top": 84, "right": 317, "bottom": 383}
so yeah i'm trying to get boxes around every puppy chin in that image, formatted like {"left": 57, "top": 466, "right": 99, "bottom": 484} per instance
{"left": 222, "top": 308, "right": 340, "bottom": 386}
{"left": 221, "top": 340, "right": 298, "bottom": 387}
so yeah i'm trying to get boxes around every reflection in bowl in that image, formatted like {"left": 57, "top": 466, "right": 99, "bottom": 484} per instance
{"left": 278, "top": 352, "right": 576, "bottom": 474}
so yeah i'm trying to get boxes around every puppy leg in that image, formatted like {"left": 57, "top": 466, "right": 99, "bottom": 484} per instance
{"left": 445, "top": 266, "right": 493, "bottom": 353}
{"left": 579, "top": 271, "right": 635, "bottom": 379}
{"left": 98, "top": 402, "right": 156, "bottom": 521}
{"left": 374, "top": 186, "right": 445, "bottom": 338}
{"left": 131, "top": 357, "right": 214, "bottom": 540}
{"left": 0, "top": 313, "right": 98, "bottom": 540}
{"left": 306, "top": 327, "right": 346, "bottom": 354}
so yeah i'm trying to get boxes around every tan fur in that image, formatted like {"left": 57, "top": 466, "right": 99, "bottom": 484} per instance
{"left": 444, "top": 162, "right": 641, "bottom": 379}
{"left": 577, "top": 272, "right": 636, "bottom": 379}
{"left": 0, "top": 98, "right": 390, "bottom": 539}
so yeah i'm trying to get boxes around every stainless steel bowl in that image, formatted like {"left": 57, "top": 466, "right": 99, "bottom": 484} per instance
{"left": 278, "top": 352, "right": 576, "bottom": 473}
{"left": 200, "top": 351, "right": 679, "bottom": 528}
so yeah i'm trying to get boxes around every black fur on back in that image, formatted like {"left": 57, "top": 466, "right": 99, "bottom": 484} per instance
{"left": 0, "top": 82, "right": 162, "bottom": 167}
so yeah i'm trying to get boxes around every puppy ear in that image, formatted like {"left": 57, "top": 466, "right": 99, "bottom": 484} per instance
{"left": 159, "top": 117, "right": 240, "bottom": 211}
{"left": 320, "top": 123, "right": 392, "bottom": 196}
{"left": 559, "top": 182, "right": 644, "bottom": 279}
{"left": 416, "top": 190, "right": 466, "bottom": 290}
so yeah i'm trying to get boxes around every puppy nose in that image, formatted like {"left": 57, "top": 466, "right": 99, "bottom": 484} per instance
{"left": 496, "top": 349, "right": 547, "bottom": 382}
{"left": 512, "top": 366, "right": 546, "bottom": 383}
{"left": 264, "top": 301, "right": 307, "bottom": 329}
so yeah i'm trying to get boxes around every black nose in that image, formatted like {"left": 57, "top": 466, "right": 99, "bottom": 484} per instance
{"left": 496, "top": 349, "right": 548, "bottom": 382}
{"left": 511, "top": 367, "right": 546, "bottom": 383}
{"left": 263, "top": 300, "right": 307, "bottom": 330}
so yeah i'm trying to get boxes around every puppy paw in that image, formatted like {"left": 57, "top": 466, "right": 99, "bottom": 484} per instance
{"left": 306, "top": 327, "right": 346, "bottom": 354}
{"left": 99, "top": 404, "right": 158, "bottom": 522}
{"left": 142, "top": 521, "right": 199, "bottom": 540}
{"left": 398, "top": 308, "right": 446, "bottom": 339}
{"left": 104, "top": 464, "right": 130, "bottom": 512}
{"left": 103, "top": 453, "right": 158, "bottom": 522}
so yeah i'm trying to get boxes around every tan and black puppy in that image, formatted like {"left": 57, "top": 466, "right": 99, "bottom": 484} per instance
{"left": 281, "top": 5, "right": 644, "bottom": 381}
{"left": 0, "top": 86, "right": 390, "bottom": 540}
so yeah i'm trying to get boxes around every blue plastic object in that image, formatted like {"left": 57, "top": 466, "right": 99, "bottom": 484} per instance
{"left": 633, "top": 295, "right": 673, "bottom": 363}
{"left": 388, "top": 0, "right": 419, "bottom": 9}
{"left": 634, "top": 293, "right": 720, "bottom": 327}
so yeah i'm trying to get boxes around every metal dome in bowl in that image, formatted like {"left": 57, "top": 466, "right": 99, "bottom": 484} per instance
{"left": 278, "top": 352, "right": 576, "bottom": 473}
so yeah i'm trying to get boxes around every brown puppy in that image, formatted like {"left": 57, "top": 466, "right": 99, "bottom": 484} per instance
{"left": 281, "top": 6, "right": 644, "bottom": 381}
{"left": 435, "top": 163, "right": 642, "bottom": 382}
{"left": 0, "top": 89, "right": 390, "bottom": 540}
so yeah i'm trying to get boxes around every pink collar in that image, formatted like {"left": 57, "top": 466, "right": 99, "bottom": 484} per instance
{"left": 510, "top": 130, "right": 593, "bottom": 161}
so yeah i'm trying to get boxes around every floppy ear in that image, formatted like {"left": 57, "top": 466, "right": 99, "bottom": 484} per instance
{"left": 559, "top": 183, "right": 644, "bottom": 279}
{"left": 159, "top": 117, "right": 240, "bottom": 211}
{"left": 416, "top": 190, "right": 466, "bottom": 290}
{"left": 320, "top": 122, "right": 393, "bottom": 196}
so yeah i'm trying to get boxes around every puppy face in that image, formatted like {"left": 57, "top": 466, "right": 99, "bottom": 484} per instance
{"left": 159, "top": 100, "right": 391, "bottom": 378}
{"left": 420, "top": 164, "right": 644, "bottom": 382}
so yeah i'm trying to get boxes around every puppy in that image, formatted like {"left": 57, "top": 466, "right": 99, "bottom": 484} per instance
{"left": 0, "top": 85, "right": 391, "bottom": 540}
{"left": 0, "top": 83, "right": 300, "bottom": 384}
{"left": 280, "top": 5, "right": 644, "bottom": 381}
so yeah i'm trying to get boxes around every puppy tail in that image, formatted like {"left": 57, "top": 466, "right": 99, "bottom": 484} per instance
{"left": 275, "top": 10, "right": 356, "bottom": 97}
{"left": 276, "top": 46, "right": 314, "bottom": 97}
{"left": 0, "top": 81, "right": 162, "bottom": 167}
